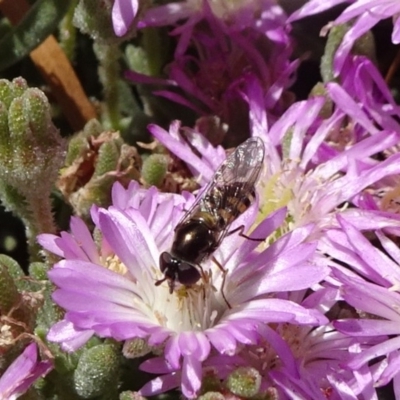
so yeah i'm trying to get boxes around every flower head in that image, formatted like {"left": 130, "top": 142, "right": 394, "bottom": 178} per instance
{"left": 40, "top": 178, "right": 329, "bottom": 398}
{"left": 127, "top": 0, "right": 295, "bottom": 141}
{"left": 152, "top": 75, "right": 400, "bottom": 240}
{"left": 318, "top": 215, "right": 400, "bottom": 390}
{"left": 206, "top": 287, "right": 378, "bottom": 399}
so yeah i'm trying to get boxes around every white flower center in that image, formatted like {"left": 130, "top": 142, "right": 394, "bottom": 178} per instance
{"left": 148, "top": 263, "right": 227, "bottom": 332}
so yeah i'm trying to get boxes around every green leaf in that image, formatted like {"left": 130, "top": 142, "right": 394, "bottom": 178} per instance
{"left": 0, "top": 0, "right": 72, "bottom": 71}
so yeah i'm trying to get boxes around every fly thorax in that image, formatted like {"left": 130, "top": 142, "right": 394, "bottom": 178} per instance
{"left": 172, "top": 219, "right": 218, "bottom": 264}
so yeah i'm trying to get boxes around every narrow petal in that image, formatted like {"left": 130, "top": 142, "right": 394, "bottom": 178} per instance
{"left": 98, "top": 207, "right": 158, "bottom": 277}
{"left": 37, "top": 233, "right": 65, "bottom": 257}
{"left": 139, "top": 373, "right": 180, "bottom": 396}
{"left": 47, "top": 320, "right": 94, "bottom": 351}
{"left": 334, "top": 319, "right": 400, "bottom": 337}
{"left": 112, "top": 0, "right": 138, "bottom": 36}
{"left": 181, "top": 355, "right": 202, "bottom": 398}
{"left": 347, "top": 336, "right": 400, "bottom": 370}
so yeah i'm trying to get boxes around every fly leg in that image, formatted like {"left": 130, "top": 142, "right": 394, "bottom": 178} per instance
{"left": 211, "top": 256, "right": 231, "bottom": 309}
{"left": 227, "top": 225, "right": 264, "bottom": 241}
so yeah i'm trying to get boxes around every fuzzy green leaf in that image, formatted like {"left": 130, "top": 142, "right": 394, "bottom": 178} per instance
{"left": 0, "top": 0, "right": 72, "bottom": 71}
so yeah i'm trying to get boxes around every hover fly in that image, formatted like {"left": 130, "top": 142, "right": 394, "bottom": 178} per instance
{"left": 155, "top": 137, "right": 265, "bottom": 305}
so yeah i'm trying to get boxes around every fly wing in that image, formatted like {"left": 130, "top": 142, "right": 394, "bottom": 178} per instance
{"left": 213, "top": 136, "right": 264, "bottom": 224}
{"left": 175, "top": 137, "right": 265, "bottom": 236}
{"left": 213, "top": 136, "right": 264, "bottom": 192}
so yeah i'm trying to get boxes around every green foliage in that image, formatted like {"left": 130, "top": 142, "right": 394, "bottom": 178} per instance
{"left": 29, "top": 262, "right": 50, "bottom": 281}
{"left": 0, "top": 77, "right": 65, "bottom": 189}
{"left": 0, "top": 0, "right": 73, "bottom": 71}
{"left": 74, "top": 344, "right": 121, "bottom": 398}
{"left": 0, "top": 78, "right": 65, "bottom": 259}
{"left": 59, "top": 120, "right": 141, "bottom": 220}
{"left": 73, "top": 0, "right": 118, "bottom": 44}
{"left": 0, "top": 259, "right": 21, "bottom": 313}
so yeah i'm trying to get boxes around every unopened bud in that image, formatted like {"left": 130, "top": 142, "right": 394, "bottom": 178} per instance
{"left": 321, "top": 24, "right": 376, "bottom": 83}
{"left": 226, "top": 367, "right": 261, "bottom": 398}
{"left": 123, "top": 338, "right": 151, "bottom": 358}
{"left": 94, "top": 139, "right": 120, "bottom": 177}
{"left": 198, "top": 392, "right": 226, "bottom": 400}
{"left": 120, "top": 391, "right": 147, "bottom": 400}
{"left": 141, "top": 154, "right": 168, "bottom": 187}
{"left": 0, "top": 80, "right": 15, "bottom": 108}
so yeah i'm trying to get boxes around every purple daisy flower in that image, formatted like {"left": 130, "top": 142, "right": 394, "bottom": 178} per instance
{"left": 320, "top": 215, "right": 400, "bottom": 392}
{"left": 40, "top": 180, "right": 329, "bottom": 398}
{"left": 248, "top": 79, "right": 400, "bottom": 235}
{"left": 328, "top": 57, "right": 400, "bottom": 217}
{"left": 217, "top": 287, "right": 379, "bottom": 399}
{"left": 127, "top": 0, "right": 296, "bottom": 139}
{"left": 152, "top": 75, "right": 400, "bottom": 237}
{"left": 331, "top": 58, "right": 400, "bottom": 138}
{"left": 288, "top": 0, "right": 400, "bottom": 74}
{"left": 0, "top": 343, "right": 52, "bottom": 400}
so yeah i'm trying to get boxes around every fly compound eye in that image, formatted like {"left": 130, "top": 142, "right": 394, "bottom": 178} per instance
{"left": 177, "top": 263, "right": 201, "bottom": 286}
{"left": 159, "top": 252, "right": 172, "bottom": 273}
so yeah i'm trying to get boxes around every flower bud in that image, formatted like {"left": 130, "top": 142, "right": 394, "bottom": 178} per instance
{"left": 22, "top": 88, "right": 51, "bottom": 140}
{"left": 321, "top": 24, "right": 376, "bottom": 83}
{"left": 94, "top": 139, "right": 120, "bottom": 177}
{"left": 226, "top": 367, "right": 261, "bottom": 398}
{"left": 123, "top": 338, "right": 151, "bottom": 358}
{"left": 141, "top": 154, "right": 168, "bottom": 187}
{"left": 198, "top": 392, "right": 226, "bottom": 400}
{"left": 120, "top": 391, "right": 147, "bottom": 400}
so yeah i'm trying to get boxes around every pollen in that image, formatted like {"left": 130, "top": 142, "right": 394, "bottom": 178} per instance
{"left": 104, "top": 254, "right": 127, "bottom": 275}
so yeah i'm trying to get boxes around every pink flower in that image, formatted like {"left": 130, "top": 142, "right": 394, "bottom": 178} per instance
{"left": 40, "top": 179, "right": 329, "bottom": 398}
{"left": 127, "top": 0, "right": 295, "bottom": 138}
